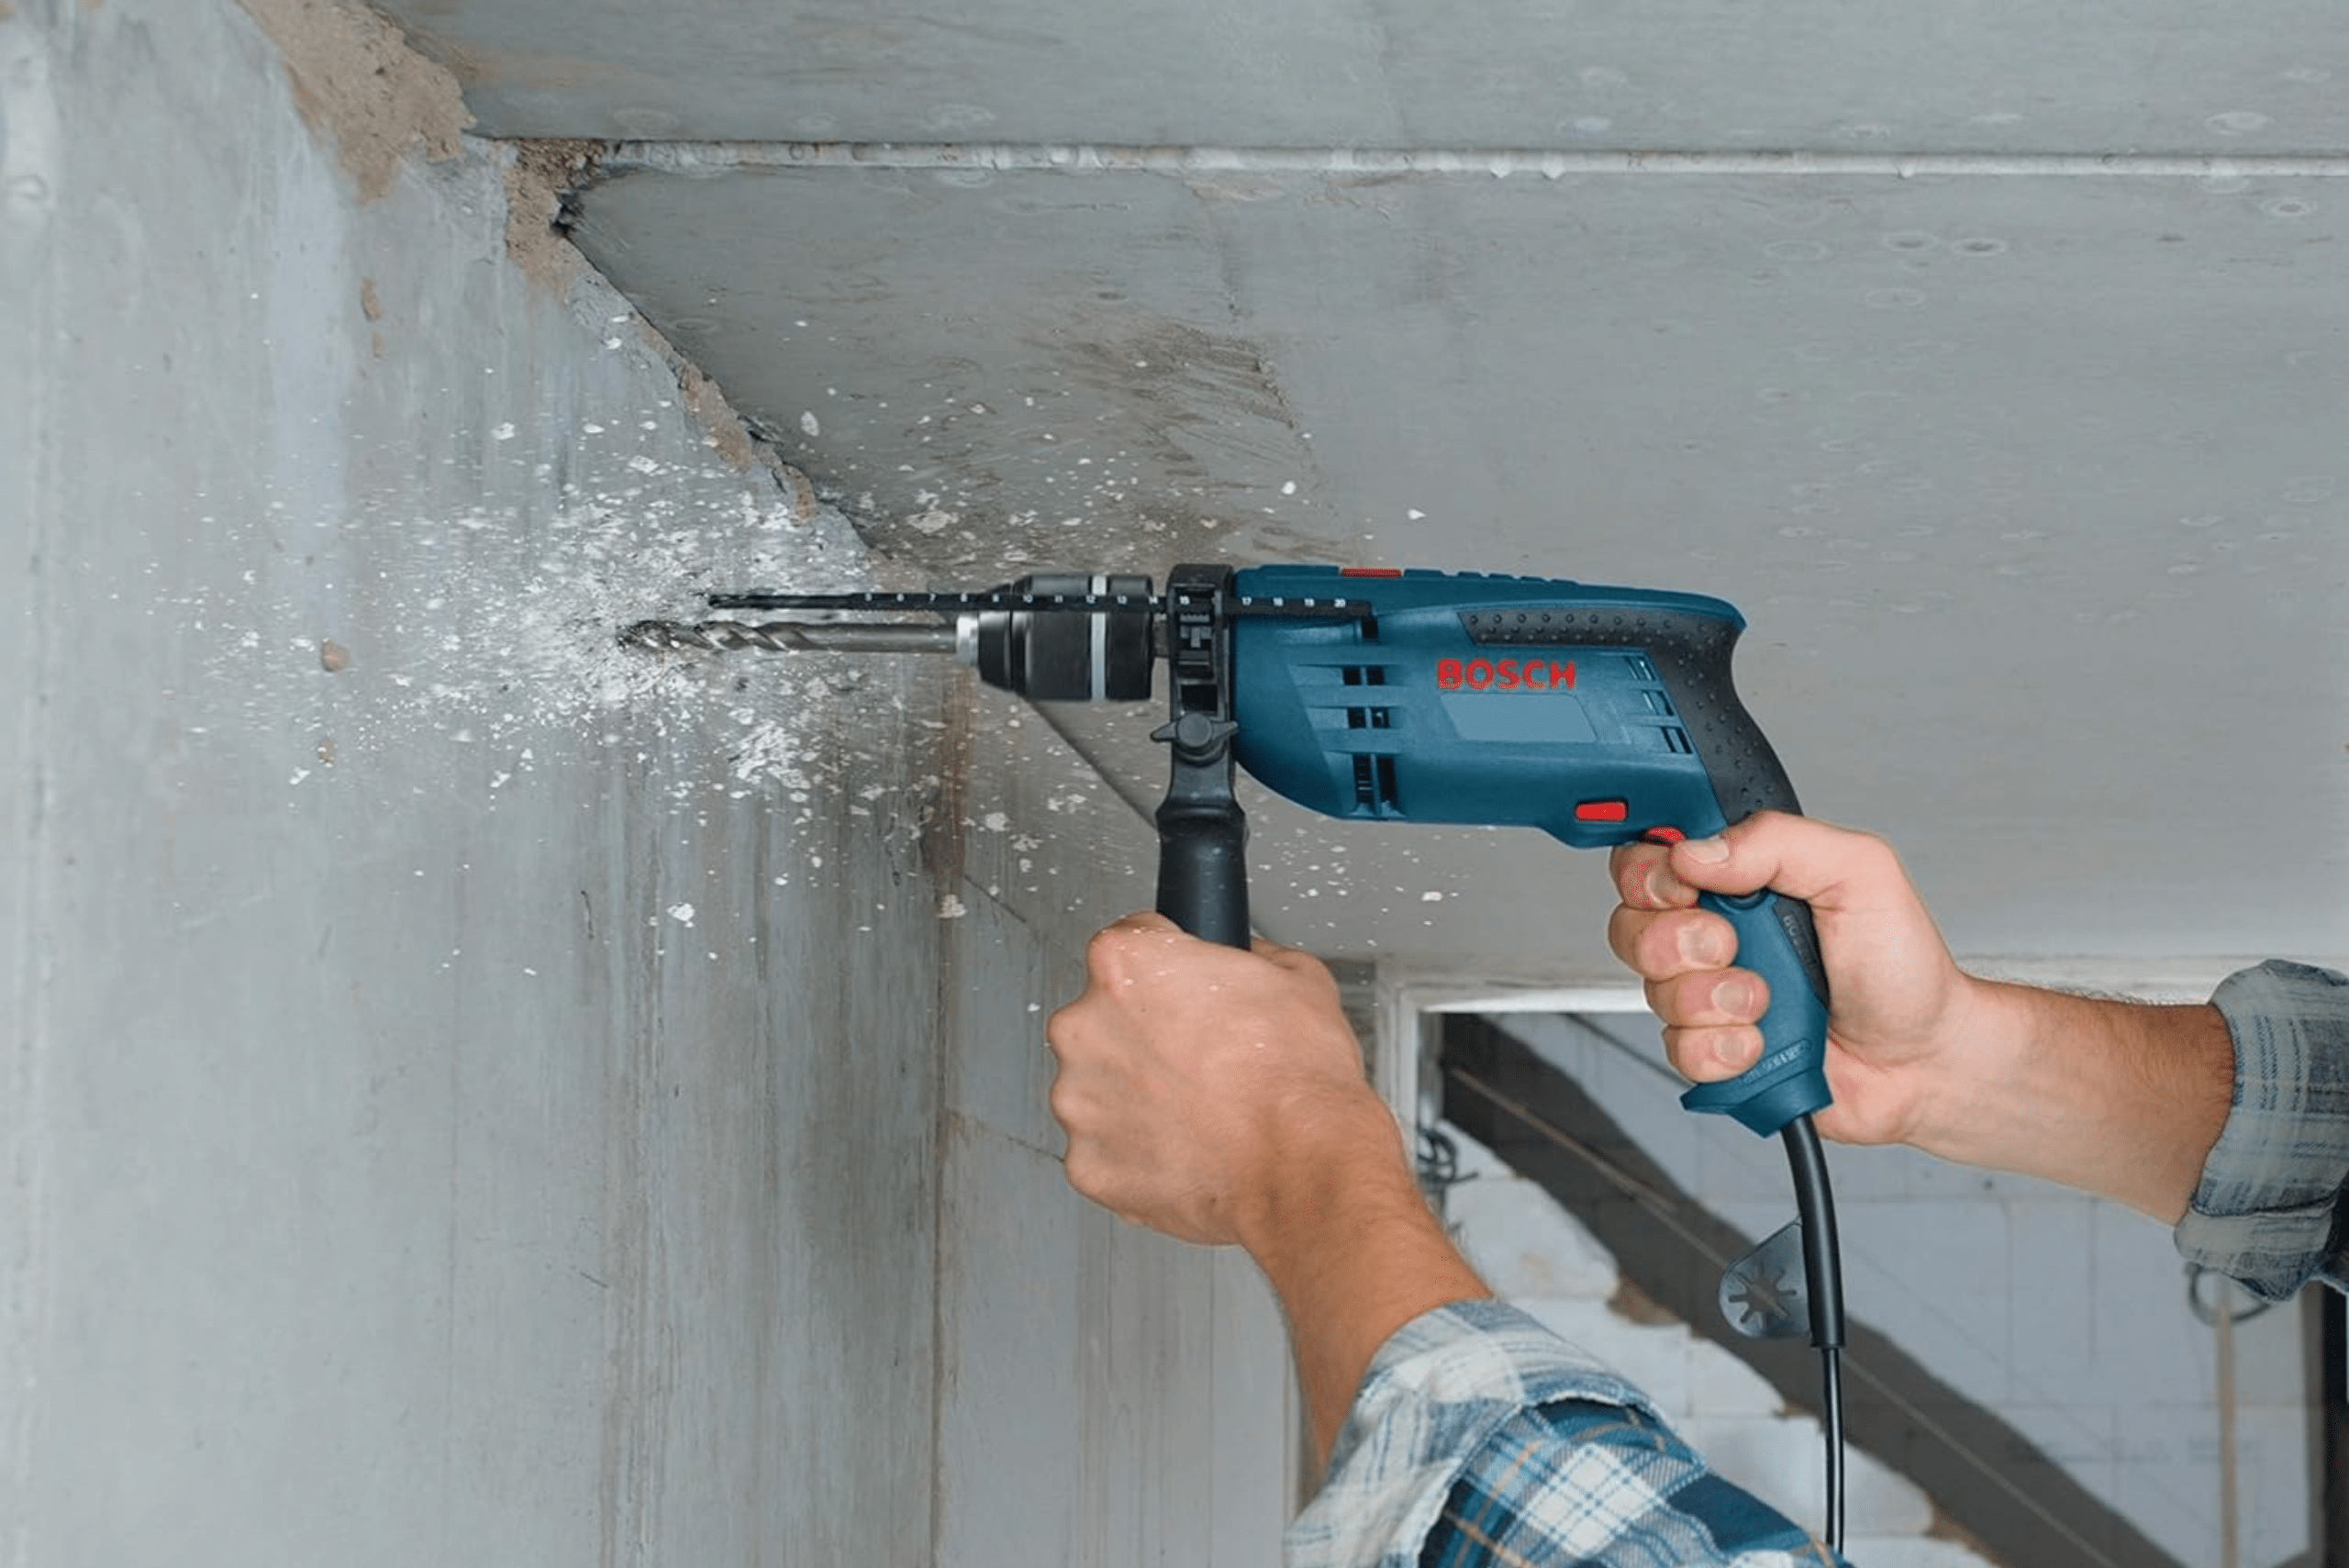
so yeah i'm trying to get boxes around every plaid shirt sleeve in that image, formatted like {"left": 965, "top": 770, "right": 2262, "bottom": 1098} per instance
{"left": 1286, "top": 1300, "right": 1846, "bottom": 1568}
{"left": 2175, "top": 959, "right": 2349, "bottom": 1300}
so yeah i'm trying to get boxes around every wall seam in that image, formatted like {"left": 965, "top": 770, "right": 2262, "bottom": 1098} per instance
{"left": 590, "top": 140, "right": 2349, "bottom": 181}
{"left": 0, "top": 10, "right": 60, "bottom": 1566}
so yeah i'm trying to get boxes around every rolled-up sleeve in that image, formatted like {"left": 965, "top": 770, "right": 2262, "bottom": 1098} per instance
{"left": 1286, "top": 1300, "right": 1843, "bottom": 1568}
{"left": 2176, "top": 960, "right": 2349, "bottom": 1300}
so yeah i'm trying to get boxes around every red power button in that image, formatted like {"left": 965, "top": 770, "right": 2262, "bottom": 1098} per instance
{"left": 1575, "top": 800, "right": 1630, "bottom": 823}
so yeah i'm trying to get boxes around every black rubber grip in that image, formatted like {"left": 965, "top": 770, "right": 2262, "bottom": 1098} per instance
{"left": 1154, "top": 806, "right": 1252, "bottom": 950}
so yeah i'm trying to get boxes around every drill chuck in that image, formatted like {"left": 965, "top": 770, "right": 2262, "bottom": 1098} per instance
{"left": 963, "top": 573, "right": 1156, "bottom": 702}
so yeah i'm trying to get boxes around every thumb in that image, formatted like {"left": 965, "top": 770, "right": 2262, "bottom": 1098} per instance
{"left": 1674, "top": 811, "right": 1923, "bottom": 924}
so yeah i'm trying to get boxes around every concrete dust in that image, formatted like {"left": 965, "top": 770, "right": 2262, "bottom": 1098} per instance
{"left": 234, "top": 0, "right": 473, "bottom": 202}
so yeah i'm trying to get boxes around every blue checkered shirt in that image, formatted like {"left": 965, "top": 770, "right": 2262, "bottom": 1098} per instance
{"left": 2176, "top": 959, "right": 2349, "bottom": 1298}
{"left": 1286, "top": 1300, "right": 1842, "bottom": 1567}
{"left": 1288, "top": 960, "right": 2347, "bottom": 1566}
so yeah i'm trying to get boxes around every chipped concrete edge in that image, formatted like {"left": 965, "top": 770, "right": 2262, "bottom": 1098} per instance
{"left": 504, "top": 140, "right": 821, "bottom": 506}
{"left": 228, "top": 0, "right": 823, "bottom": 500}
{"left": 229, "top": 0, "right": 471, "bottom": 203}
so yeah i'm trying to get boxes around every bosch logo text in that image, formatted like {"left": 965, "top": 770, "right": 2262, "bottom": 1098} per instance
{"left": 1436, "top": 657, "right": 1577, "bottom": 692}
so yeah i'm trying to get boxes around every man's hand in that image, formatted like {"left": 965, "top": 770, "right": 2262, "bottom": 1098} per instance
{"left": 1045, "top": 913, "right": 1389, "bottom": 1249}
{"left": 1046, "top": 913, "right": 1489, "bottom": 1463}
{"left": 1606, "top": 811, "right": 1982, "bottom": 1151}
{"left": 1607, "top": 812, "right": 2232, "bottom": 1221}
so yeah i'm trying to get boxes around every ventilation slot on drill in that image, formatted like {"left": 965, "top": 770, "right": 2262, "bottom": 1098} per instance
{"left": 1662, "top": 727, "right": 1695, "bottom": 754}
{"left": 1341, "top": 667, "right": 1393, "bottom": 731}
{"left": 1351, "top": 753, "right": 1400, "bottom": 815}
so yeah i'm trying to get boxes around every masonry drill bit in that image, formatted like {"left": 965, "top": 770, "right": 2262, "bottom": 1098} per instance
{"left": 618, "top": 574, "right": 1172, "bottom": 701}
{"left": 618, "top": 618, "right": 961, "bottom": 655}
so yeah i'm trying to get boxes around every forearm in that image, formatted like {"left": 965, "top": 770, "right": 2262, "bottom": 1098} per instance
{"left": 1911, "top": 977, "right": 2234, "bottom": 1222}
{"left": 1237, "top": 1095, "right": 1490, "bottom": 1468}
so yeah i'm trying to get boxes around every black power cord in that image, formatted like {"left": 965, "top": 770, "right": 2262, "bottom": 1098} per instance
{"left": 1780, "top": 1114, "right": 1847, "bottom": 1554}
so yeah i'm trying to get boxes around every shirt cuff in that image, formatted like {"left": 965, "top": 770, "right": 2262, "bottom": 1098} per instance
{"left": 2175, "top": 960, "right": 2349, "bottom": 1300}
{"left": 1284, "top": 1298, "right": 1655, "bottom": 1568}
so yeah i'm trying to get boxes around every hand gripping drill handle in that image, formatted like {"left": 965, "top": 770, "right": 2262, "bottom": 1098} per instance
{"left": 1638, "top": 610, "right": 1834, "bottom": 1138}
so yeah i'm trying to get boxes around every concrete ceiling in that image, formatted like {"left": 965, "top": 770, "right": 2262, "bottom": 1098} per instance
{"left": 374, "top": 0, "right": 2348, "bottom": 992}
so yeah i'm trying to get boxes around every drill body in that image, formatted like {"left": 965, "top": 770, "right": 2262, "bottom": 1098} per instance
{"left": 1225, "top": 566, "right": 1831, "bottom": 1135}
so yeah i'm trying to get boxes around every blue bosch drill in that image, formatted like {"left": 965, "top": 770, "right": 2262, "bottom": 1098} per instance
{"left": 625, "top": 562, "right": 1852, "bottom": 1546}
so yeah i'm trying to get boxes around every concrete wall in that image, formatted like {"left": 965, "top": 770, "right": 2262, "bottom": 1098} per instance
{"left": 1507, "top": 1013, "right": 2314, "bottom": 1568}
{"left": 0, "top": 3, "right": 1292, "bottom": 1562}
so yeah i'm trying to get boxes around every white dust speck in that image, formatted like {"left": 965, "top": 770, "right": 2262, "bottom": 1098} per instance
{"left": 1421, "top": 890, "right": 1444, "bottom": 903}
{"left": 938, "top": 895, "right": 969, "bottom": 919}
{"left": 800, "top": 411, "right": 821, "bottom": 438}
{"left": 981, "top": 811, "right": 1009, "bottom": 832}
{"left": 491, "top": 422, "right": 517, "bottom": 441}
{"left": 907, "top": 491, "right": 958, "bottom": 534}
{"left": 1281, "top": 481, "right": 1298, "bottom": 496}
{"left": 583, "top": 422, "right": 605, "bottom": 435}
{"left": 289, "top": 768, "right": 311, "bottom": 785}
{"left": 667, "top": 903, "right": 697, "bottom": 927}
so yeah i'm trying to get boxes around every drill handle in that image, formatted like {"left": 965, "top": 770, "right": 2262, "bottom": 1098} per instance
{"left": 1154, "top": 795, "right": 1252, "bottom": 948}
{"left": 1152, "top": 712, "right": 1252, "bottom": 949}
{"left": 1609, "top": 606, "right": 1834, "bottom": 1136}
{"left": 1152, "top": 565, "right": 1252, "bottom": 949}
{"left": 1678, "top": 885, "right": 1832, "bottom": 1134}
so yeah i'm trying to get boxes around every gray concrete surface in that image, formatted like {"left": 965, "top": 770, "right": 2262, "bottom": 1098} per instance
{"left": 0, "top": 3, "right": 1291, "bottom": 1562}
{"left": 375, "top": 0, "right": 2347, "bottom": 155}
{"left": 561, "top": 148, "right": 2349, "bottom": 990}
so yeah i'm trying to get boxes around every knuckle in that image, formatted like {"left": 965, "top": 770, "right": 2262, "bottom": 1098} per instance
{"left": 1084, "top": 924, "right": 1143, "bottom": 982}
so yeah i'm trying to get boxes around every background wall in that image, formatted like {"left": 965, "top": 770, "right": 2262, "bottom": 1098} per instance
{"left": 1501, "top": 1011, "right": 2313, "bottom": 1568}
{"left": 0, "top": 3, "right": 1292, "bottom": 1562}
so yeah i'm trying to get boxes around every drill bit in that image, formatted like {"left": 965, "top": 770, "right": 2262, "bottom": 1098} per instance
{"left": 618, "top": 618, "right": 961, "bottom": 655}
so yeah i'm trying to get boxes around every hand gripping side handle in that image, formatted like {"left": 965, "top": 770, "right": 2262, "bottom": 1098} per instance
{"left": 1641, "top": 613, "right": 1834, "bottom": 1137}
